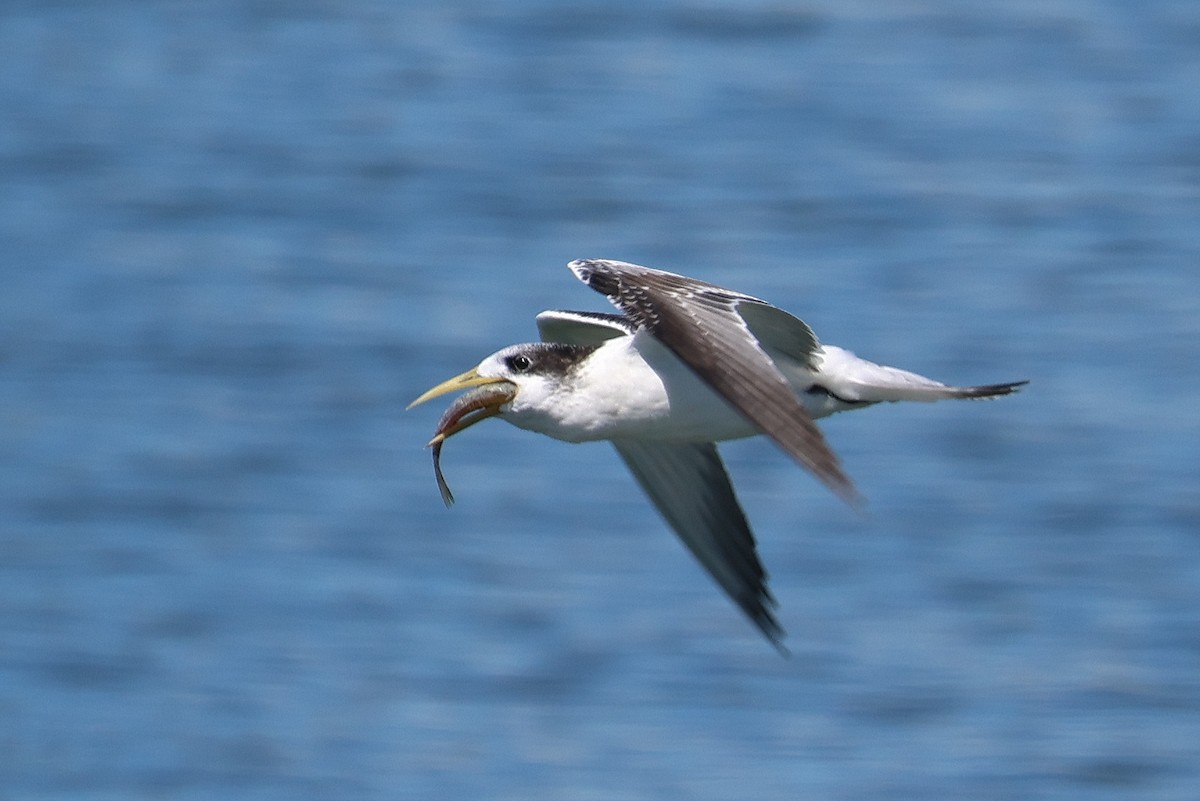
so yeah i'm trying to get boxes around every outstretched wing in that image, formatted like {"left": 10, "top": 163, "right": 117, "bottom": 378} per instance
{"left": 569, "top": 258, "right": 859, "bottom": 504}
{"left": 612, "top": 439, "right": 785, "bottom": 650}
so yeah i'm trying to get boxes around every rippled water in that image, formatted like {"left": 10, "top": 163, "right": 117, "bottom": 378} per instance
{"left": 3, "top": 2, "right": 1199, "bottom": 799}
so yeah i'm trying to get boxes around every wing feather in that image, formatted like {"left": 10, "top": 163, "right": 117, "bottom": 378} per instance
{"left": 612, "top": 439, "right": 785, "bottom": 649}
{"left": 535, "top": 309, "right": 633, "bottom": 345}
{"left": 570, "top": 259, "right": 860, "bottom": 504}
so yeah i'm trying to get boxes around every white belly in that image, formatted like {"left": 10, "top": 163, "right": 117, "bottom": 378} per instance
{"left": 505, "top": 334, "right": 769, "bottom": 443}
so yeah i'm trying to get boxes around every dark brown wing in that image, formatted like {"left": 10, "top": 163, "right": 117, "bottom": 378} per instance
{"left": 569, "top": 258, "right": 860, "bottom": 504}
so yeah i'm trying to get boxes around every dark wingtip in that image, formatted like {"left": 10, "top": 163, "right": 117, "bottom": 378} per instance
{"left": 750, "top": 611, "right": 789, "bottom": 656}
{"left": 808, "top": 454, "right": 866, "bottom": 512}
{"left": 568, "top": 258, "right": 621, "bottom": 296}
{"left": 743, "top": 587, "right": 790, "bottom": 655}
{"left": 839, "top": 482, "right": 869, "bottom": 514}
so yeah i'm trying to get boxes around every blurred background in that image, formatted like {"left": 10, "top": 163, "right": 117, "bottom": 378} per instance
{"left": 2, "top": 1, "right": 1198, "bottom": 799}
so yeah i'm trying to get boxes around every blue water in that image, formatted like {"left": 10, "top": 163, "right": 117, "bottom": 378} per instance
{"left": 3, "top": 1, "right": 1199, "bottom": 798}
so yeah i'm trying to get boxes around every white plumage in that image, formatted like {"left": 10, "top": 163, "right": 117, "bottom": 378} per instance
{"left": 410, "top": 259, "right": 1026, "bottom": 649}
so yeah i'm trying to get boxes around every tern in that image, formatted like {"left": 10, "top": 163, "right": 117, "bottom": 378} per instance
{"left": 410, "top": 259, "right": 1026, "bottom": 649}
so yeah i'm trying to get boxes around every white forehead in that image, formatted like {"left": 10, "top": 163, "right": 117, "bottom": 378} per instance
{"left": 477, "top": 344, "right": 534, "bottom": 376}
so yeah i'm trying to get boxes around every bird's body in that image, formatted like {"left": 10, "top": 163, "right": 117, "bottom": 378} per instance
{"left": 491, "top": 332, "right": 756, "bottom": 443}
{"left": 410, "top": 259, "right": 1026, "bottom": 649}
{"left": 495, "top": 327, "right": 984, "bottom": 443}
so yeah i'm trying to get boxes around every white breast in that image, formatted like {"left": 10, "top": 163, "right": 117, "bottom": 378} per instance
{"left": 506, "top": 334, "right": 759, "bottom": 443}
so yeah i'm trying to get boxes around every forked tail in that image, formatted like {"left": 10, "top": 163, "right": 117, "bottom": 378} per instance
{"left": 948, "top": 380, "right": 1029, "bottom": 399}
{"left": 815, "top": 346, "right": 1028, "bottom": 404}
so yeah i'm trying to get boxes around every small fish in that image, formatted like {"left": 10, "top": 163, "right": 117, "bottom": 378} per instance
{"left": 426, "top": 383, "right": 516, "bottom": 507}
{"left": 431, "top": 437, "right": 454, "bottom": 506}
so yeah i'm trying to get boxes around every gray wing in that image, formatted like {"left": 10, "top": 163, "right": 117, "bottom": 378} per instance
{"left": 535, "top": 309, "right": 634, "bottom": 345}
{"left": 612, "top": 439, "right": 785, "bottom": 649}
{"left": 569, "top": 258, "right": 860, "bottom": 504}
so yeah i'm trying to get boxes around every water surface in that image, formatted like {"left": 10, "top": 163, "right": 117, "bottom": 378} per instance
{"left": 2, "top": 2, "right": 1199, "bottom": 799}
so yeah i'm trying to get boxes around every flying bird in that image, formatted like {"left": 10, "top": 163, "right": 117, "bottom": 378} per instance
{"left": 409, "top": 259, "right": 1026, "bottom": 649}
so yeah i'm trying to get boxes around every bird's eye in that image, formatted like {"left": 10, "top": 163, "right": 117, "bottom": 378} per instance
{"left": 508, "top": 354, "right": 532, "bottom": 373}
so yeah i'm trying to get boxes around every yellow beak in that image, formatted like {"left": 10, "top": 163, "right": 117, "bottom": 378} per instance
{"left": 407, "top": 367, "right": 512, "bottom": 410}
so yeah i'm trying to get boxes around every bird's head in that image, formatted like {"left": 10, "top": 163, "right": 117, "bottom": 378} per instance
{"left": 408, "top": 343, "right": 597, "bottom": 445}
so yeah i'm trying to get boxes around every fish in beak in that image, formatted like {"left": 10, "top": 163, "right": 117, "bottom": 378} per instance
{"left": 409, "top": 369, "right": 517, "bottom": 506}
